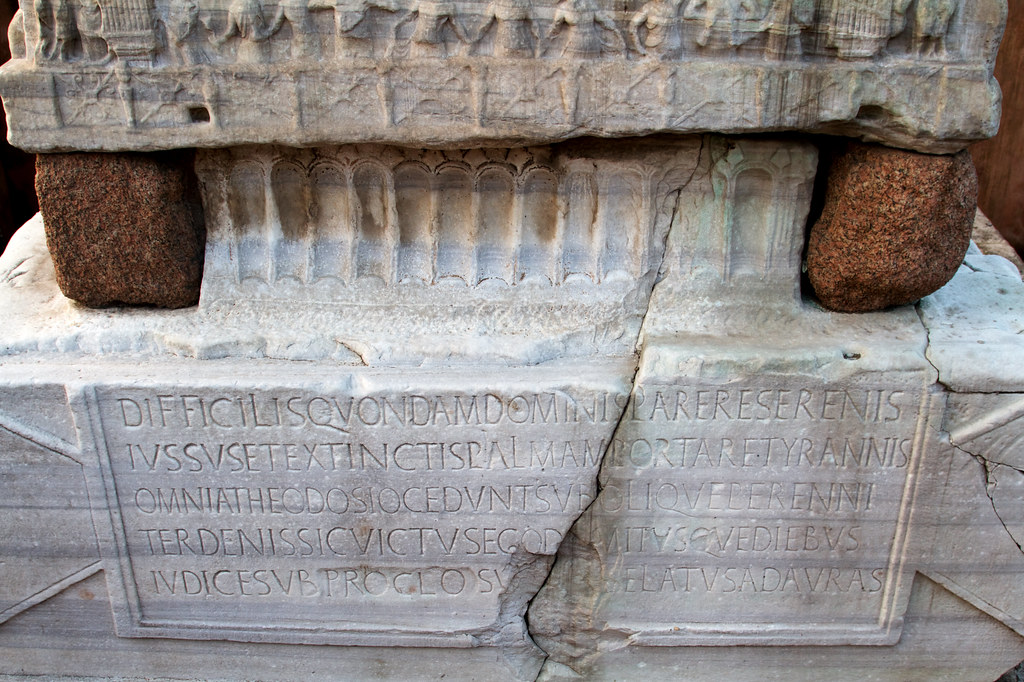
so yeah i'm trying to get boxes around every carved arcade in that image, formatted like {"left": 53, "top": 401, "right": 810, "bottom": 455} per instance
{"left": 197, "top": 143, "right": 691, "bottom": 291}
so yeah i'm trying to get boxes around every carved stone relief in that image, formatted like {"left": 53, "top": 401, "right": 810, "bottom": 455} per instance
{"left": 198, "top": 143, "right": 678, "bottom": 289}
{"left": 11, "top": 0, "right": 980, "bottom": 66}
{"left": 0, "top": 0, "right": 1004, "bottom": 151}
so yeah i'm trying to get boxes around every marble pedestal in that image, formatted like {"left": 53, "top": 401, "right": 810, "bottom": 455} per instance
{"left": 0, "top": 136, "right": 1023, "bottom": 680}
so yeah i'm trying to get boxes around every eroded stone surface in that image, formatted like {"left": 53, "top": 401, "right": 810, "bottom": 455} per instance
{"left": 897, "top": 247, "right": 1024, "bottom": 649}
{"left": 0, "top": 385, "right": 101, "bottom": 624}
{"left": 0, "top": 0, "right": 1005, "bottom": 152}
{"left": 87, "top": 366, "right": 628, "bottom": 655}
{"left": 806, "top": 143, "right": 977, "bottom": 313}
{"left": 36, "top": 151, "right": 206, "bottom": 308}
{"left": 922, "top": 398, "right": 1024, "bottom": 639}
{"left": 5, "top": 138, "right": 703, "bottom": 362}
{"left": 919, "top": 244, "right": 1024, "bottom": 393}
{"left": 528, "top": 137, "right": 941, "bottom": 670}
{"left": 2, "top": 137, "right": 1024, "bottom": 679}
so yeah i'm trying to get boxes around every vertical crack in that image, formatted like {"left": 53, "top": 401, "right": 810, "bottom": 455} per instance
{"left": 914, "top": 298, "right": 945, "bottom": 388}
{"left": 524, "top": 138, "right": 707, "bottom": 681}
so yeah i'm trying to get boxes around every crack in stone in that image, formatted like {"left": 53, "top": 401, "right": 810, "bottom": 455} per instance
{"left": 982, "top": 458, "right": 1024, "bottom": 556}
{"left": 335, "top": 340, "right": 370, "bottom": 366}
{"left": 955, "top": 443, "right": 1024, "bottom": 557}
{"left": 0, "top": 257, "right": 31, "bottom": 285}
{"left": 915, "top": 299, "right": 946, "bottom": 389}
{"left": 525, "top": 360, "right": 643, "bottom": 681}
{"left": 524, "top": 137, "right": 706, "bottom": 682}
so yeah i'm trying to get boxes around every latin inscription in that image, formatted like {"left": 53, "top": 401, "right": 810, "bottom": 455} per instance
{"left": 588, "top": 379, "right": 928, "bottom": 643}
{"left": 95, "top": 385, "right": 624, "bottom": 643}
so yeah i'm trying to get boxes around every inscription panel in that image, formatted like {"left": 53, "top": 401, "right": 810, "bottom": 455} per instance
{"left": 91, "top": 377, "right": 625, "bottom": 645}
{"left": 585, "top": 372, "right": 932, "bottom": 645}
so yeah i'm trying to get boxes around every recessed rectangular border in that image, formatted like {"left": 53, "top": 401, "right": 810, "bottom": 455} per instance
{"left": 601, "top": 385, "right": 941, "bottom": 647}
{"left": 82, "top": 383, "right": 484, "bottom": 646}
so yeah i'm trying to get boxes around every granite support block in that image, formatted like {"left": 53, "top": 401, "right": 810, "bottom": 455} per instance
{"left": 806, "top": 142, "right": 978, "bottom": 313}
{"left": 35, "top": 150, "right": 206, "bottom": 308}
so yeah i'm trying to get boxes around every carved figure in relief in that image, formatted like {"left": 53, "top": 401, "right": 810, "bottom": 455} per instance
{"left": 34, "top": 0, "right": 78, "bottom": 61}
{"left": 168, "top": 0, "right": 213, "bottom": 64}
{"left": 683, "top": 0, "right": 764, "bottom": 49}
{"left": 476, "top": 0, "right": 536, "bottom": 57}
{"left": 115, "top": 61, "right": 136, "bottom": 125}
{"left": 630, "top": 0, "right": 683, "bottom": 59}
{"left": 8, "top": 9, "right": 27, "bottom": 59}
{"left": 824, "top": 0, "right": 912, "bottom": 59}
{"left": 271, "top": 0, "right": 316, "bottom": 58}
{"left": 75, "top": 0, "right": 111, "bottom": 61}
{"left": 334, "top": 0, "right": 401, "bottom": 58}
{"left": 406, "top": 0, "right": 470, "bottom": 58}
{"left": 759, "top": 0, "right": 813, "bottom": 59}
{"left": 215, "top": 0, "right": 283, "bottom": 62}
{"left": 912, "top": 0, "right": 957, "bottom": 57}
{"left": 547, "top": 0, "right": 623, "bottom": 59}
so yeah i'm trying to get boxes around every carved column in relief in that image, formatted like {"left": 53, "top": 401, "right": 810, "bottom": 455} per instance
{"left": 393, "top": 163, "right": 433, "bottom": 283}
{"left": 270, "top": 160, "right": 312, "bottom": 282}
{"left": 194, "top": 142, "right": 693, "bottom": 299}
{"left": 228, "top": 159, "right": 270, "bottom": 282}
{"left": 825, "top": 0, "right": 912, "bottom": 59}
{"left": 655, "top": 138, "right": 815, "bottom": 307}
{"left": 352, "top": 162, "right": 394, "bottom": 282}
{"left": 99, "top": 0, "right": 158, "bottom": 61}
{"left": 309, "top": 161, "right": 352, "bottom": 282}
{"left": 561, "top": 165, "right": 599, "bottom": 282}
{"left": 475, "top": 166, "right": 516, "bottom": 284}
{"left": 517, "top": 167, "right": 559, "bottom": 284}
{"left": 434, "top": 164, "right": 475, "bottom": 281}
{"left": 598, "top": 169, "right": 646, "bottom": 282}
{"left": 712, "top": 144, "right": 812, "bottom": 290}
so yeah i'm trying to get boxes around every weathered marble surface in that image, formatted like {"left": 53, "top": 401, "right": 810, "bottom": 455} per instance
{"left": 192, "top": 138, "right": 697, "bottom": 361}
{"left": 0, "top": 360, "right": 630, "bottom": 666}
{"left": 2, "top": 136, "right": 1024, "bottom": 679}
{"left": 528, "top": 137, "right": 940, "bottom": 660}
{"left": 919, "top": 245, "right": 1024, "bottom": 393}
{"left": 0, "top": 0, "right": 1006, "bottom": 152}
{"left": 916, "top": 249, "right": 1024, "bottom": 647}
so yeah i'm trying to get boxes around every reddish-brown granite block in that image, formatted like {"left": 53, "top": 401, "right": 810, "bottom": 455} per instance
{"left": 807, "top": 142, "right": 977, "bottom": 313}
{"left": 35, "top": 151, "right": 205, "bottom": 308}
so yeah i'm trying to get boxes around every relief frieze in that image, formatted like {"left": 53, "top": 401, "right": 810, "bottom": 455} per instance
{"left": 0, "top": 0, "right": 1002, "bottom": 151}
